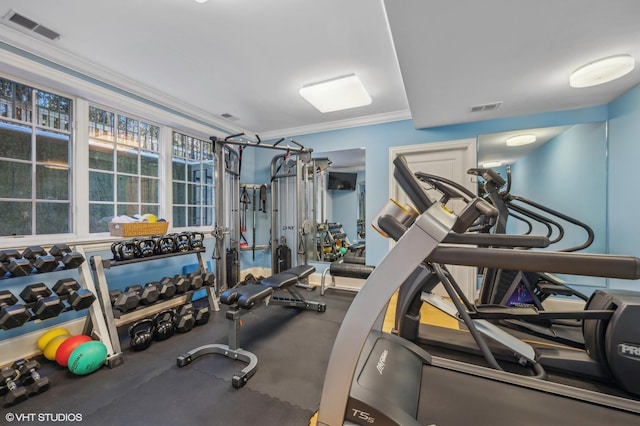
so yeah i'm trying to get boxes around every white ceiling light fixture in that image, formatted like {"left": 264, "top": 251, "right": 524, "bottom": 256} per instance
{"left": 299, "top": 74, "right": 372, "bottom": 113}
{"left": 482, "top": 161, "right": 503, "bottom": 168}
{"left": 194, "top": 0, "right": 209, "bottom": 3}
{"left": 570, "top": 54, "right": 635, "bottom": 88}
{"left": 506, "top": 134, "right": 536, "bottom": 147}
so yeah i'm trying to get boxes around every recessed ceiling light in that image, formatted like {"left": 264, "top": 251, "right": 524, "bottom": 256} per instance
{"left": 482, "top": 161, "right": 503, "bottom": 168}
{"left": 570, "top": 54, "right": 635, "bottom": 88}
{"left": 299, "top": 74, "right": 372, "bottom": 113}
{"left": 194, "top": 0, "right": 208, "bottom": 3}
{"left": 506, "top": 134, "right": 536, "bottom": 146}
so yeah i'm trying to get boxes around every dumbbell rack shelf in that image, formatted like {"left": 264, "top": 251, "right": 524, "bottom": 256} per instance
{"left": 88, "top": 249, "right": 218, "bottom": 368}
{"left": 0, "top": 265, "right": 82, "bottom": 281}
{"left": 98, "top": 248, "right": 207, "bottom": 269}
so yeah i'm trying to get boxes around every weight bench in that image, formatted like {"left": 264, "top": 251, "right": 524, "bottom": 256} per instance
{"left": 320, "top": 261, "right": 375, "bottom": 295}
{"left": 177, "top": 283, "right": 273, "bottom": 388}
{"left": 261, "top": 265, "right": 326, "bottom": 312}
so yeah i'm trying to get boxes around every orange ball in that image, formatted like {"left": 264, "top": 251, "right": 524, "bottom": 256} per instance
{"left": 55, "top": 335, "right": 92, "bottom": 366}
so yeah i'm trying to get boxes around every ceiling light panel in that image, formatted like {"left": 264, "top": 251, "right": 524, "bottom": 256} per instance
{"left": 506, "top": 134, "right": 536, "bottom": 146}
{"left": 570, "top": 54, "right": 635, "bottom": 88}
{"left": 299, "top": 74, "right": 372, "bottom": 113}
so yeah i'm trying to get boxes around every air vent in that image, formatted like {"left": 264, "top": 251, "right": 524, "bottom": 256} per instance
{"left": 221, "top": 113, "right": 239, "bottom": 121}
{"left": 470, "top": 101, "right": 502, "bottom": 113}
{"left": 8, "top": 12, "right": 37, "bottom": 30}
{"left": 5, "top": 10, "right": 60, "bottom": 40}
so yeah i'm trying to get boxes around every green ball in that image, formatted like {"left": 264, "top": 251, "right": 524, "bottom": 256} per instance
{"left": 67, "top": 341, "right": 108, "bottom": 375}
{"left": 339, "top": 247, "right": 347, "bottom": 255}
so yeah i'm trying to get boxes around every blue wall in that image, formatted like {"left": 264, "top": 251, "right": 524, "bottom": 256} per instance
{"left": 607, "top": 83, "right": 640, "bottom": 290}
{"left": 509, "top": 122, "right": 607, "bottom": 254}
{"left": 509, "top": 122, "right": 608, "bottom": 288}
{"left": 260, "top": 105, "right": 608, "bottom": 266}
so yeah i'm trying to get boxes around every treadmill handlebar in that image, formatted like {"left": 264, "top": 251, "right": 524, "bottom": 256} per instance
{"left": 392, "top": 155, "right": 434, "bottom": 213}
{"left": 380, "top": 213, "right": 550, "bottom": 248}
{"left": 430, "top": 246, "right": 640, "bottom": 280}
{"left": 442, "top": 233, "right": 550, "bottom": 248}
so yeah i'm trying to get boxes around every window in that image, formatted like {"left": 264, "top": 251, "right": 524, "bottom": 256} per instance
{"left": 172, "top": 132, "right": 214, "bottom": 228}
{"left": 0, "top": 78, "right": 72, "bottom": 237}
{"left": 88, "top": 106, "right": 160, "bottom": 233}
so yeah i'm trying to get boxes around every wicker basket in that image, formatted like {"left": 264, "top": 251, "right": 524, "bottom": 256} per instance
{"left": 109, "top": 221, "right": 169, "bottom": 237}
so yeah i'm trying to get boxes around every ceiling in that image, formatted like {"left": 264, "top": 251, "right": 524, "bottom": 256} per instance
{"left": 0, "top": 0, "right": 639, "bottom": 141}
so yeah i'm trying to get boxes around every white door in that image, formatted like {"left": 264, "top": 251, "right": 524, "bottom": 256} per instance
{"left": 389, "top": 139, "right": 478, "bottom": 300}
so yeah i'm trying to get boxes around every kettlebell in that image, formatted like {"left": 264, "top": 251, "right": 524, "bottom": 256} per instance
{"left": 111, "top": 242, "right": 122, "bottom": 261}
{"left": 128, "top": 318, "right": 154, "bottom": 351}
{"left": 190, "top": 232, "right": 205, "bottom": 249}
{"left": 150, "top": 235, "right": 164, "bottom": 255}
{"left": 137, "top": 238, "right": 155, "bottom": 258}
{"left": 153, "top": 310, "right": 175, "bottom": 341}
{"left": 118, "top": 241, "right": 136, "bottom": 260}
{"left": 175, "top": 233, "right": 191, "bottom": 252}
{"left": 159, "top": 236, "right": 176, "bottom": 254}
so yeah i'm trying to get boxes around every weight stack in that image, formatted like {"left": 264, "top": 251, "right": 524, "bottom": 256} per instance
{"left": 275, "top": 244, "right": 291, "bottom": 274}
{"left": 226, "top": 248, "right": 239, "bottom": 288}
{"left": 583, "top": 289, "right": 640, "bottom": 396}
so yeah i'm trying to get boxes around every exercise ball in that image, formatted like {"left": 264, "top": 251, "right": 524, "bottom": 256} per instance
{"left": 56, "top": 335, "right": 92, "bottom": 366}
{"left": 38, "top": 327, "right": 70, "bottom": 351}
{"left": 43, "top": 335, "right": 70, "bottom": 361}
{"left": 68, "top": 341, "right": 108, "bottom": 375}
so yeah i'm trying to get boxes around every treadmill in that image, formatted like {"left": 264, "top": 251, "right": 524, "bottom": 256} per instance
{"left": 316, "top": 155, "right": 640, "bottom": 426}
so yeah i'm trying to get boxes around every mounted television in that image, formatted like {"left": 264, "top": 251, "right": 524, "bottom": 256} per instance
{"left": 328, "top": 172, "right": 357, "bottom": 191}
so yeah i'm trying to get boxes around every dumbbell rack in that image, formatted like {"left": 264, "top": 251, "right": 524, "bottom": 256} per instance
{"left": 0, "top": 245, "right": 107, "bottom": 367}
{"left": 88, "top": 248, "right": 218, "bottom": 367}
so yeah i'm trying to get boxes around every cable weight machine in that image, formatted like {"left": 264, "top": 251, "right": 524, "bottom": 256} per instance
{"left": 211, "top": 135, "right": 315, "bottom": 291}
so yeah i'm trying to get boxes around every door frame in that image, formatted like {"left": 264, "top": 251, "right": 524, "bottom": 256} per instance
{"left": 388, "top": 138, "right": 477, "bottom": 299}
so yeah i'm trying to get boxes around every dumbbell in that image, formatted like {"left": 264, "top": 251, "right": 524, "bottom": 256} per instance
{"left": 194, "top": 305, "right": 210, "bottom": 326}
{"left": 188, "top": 273, "right": 204, "bottom": 291}
{"left": 201, "top": 272, "right": 215, "bottom": 287}
{"left": 154, "top": 278, "right": 177, "bottom": 299}
{"left": 174, "top": 304, "right": 196, "bottom": 333}
{"left": 125, "top": 284, "right": 159, "bottom": 306}
{"left": 0, "top": 249, "right": 33, "bottom": 277}
{"left": 0, "top": 262, "right": 7, "bottom": 277}
{"left": 0, "top": 367, "right": 28, "bottom": 406}
{"left": 49, "top": 244, "right": 85, "bottom": 269}
{"left": 20, "top": 284, "right": 65, "bottom": 320}
{"left": 173, "top": 275, "right": 191, "bottom": 294}
{"left": 109, "top": 289, "right": 141, "bottom": 313}
{"left": 13, "top": 359, "right": 49, "bottom": 395}
{"left": 52, "top": 278, "right": 96, "bottom": 311}
{"left": 22, "top": 246, "right": 59, "bottom": 273}
{"left": 0, "top": 290, "right": 31, "bottom": 330}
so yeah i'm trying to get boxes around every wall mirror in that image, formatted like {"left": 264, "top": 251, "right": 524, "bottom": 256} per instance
{"left": 477, "top": 121, "right": 607, "bottom": 287}
{"left": 311, "top": 148, "right": 366, "bottom": 263}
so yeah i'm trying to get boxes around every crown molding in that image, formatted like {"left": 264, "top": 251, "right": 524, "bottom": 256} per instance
{"left": 0, "top": 23, "right": 253, "bottom": 138}
{"left": 258, "top": 109, "right": 412, "bottom": 140}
